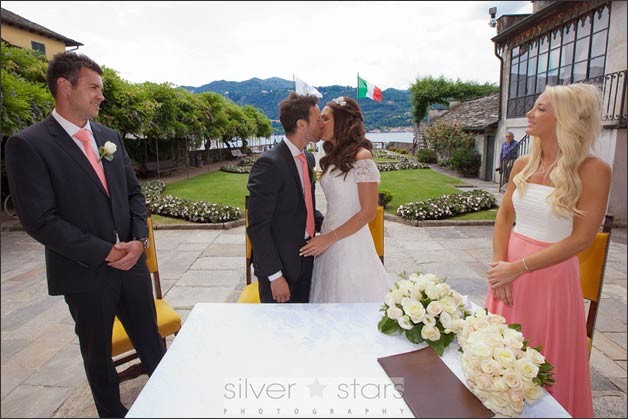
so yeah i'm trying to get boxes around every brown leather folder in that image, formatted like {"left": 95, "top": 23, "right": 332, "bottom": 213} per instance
{"left": 377, "top": 347, "right": 494, "bottom": 418}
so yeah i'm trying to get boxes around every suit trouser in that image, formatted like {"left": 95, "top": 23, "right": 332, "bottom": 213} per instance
{"left": 64, "top": 266, "right": 166, "bottom": 418}
{"left": 258, "top": 255, "right": 314, "bottom": 303}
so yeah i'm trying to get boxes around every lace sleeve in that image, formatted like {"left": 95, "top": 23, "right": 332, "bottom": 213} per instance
{"left": 353, "top": 159, "right": 380, "bottom": 183}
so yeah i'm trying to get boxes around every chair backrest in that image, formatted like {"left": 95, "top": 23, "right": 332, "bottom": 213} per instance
{"left": 369, "top": 206, "right": 385, "bottom": 264}
{"left": 577, "top": 214, "right": 613, "bottom": 346}
{"left": 145, "top": 207, "right": 163, "bottom": 299}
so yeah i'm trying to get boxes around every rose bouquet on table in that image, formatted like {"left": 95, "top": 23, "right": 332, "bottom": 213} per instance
{"left": 378, "top": 272, "right": 468, "bottom": 356}
{"left": 457, "top": 309, "right": 555, "bottom": 418}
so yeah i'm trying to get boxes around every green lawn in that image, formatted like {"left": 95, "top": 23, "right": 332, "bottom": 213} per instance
{"left": 160, "top": 170, "right": 250, "bottom": 210}
{"left": 152, "top": 167, "right": 496, "bottom": 222}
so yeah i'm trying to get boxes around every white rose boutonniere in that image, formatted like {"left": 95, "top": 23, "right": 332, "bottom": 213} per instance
{"left": 98, "top": 141, "right": 117, "bottom": 161}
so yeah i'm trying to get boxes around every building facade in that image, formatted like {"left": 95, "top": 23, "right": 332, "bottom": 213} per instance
{"left": 0, "top": 8, "right": 82, "bottom": 59}
{"left": 491, "top": 0, "right": 627, "bottom": 225}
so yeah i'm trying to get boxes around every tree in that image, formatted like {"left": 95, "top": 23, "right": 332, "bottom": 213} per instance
{"left": 410, "top": 76, "right": 498, "bottom": 153}
{"left": 0, "top": 42, "right": 53, "bottom": 137}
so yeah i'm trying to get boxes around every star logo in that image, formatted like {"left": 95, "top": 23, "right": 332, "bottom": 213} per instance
{"left": 307, "top": 378, "right": 326, "bottom": 398}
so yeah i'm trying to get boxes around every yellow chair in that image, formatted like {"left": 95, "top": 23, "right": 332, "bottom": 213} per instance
{"left": 238, "top": 196, "right": 261, "bottom": 303}
{"left": 577, "top": 214, "right": 613, "bottom": 355}
{"left": 112, "top": 206, "right": 182, "bottom": 382}
{"left": 369, "top": 205, "right": 385, "bottom": 264}
{"left": 238, "top": 196, "right": 384, "bottom": 303}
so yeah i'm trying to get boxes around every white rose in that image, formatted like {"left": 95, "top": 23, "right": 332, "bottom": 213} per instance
{"left": 385, "top": 289, "right": 404, "bottom": 307}
{"left": 423, "top": 315, "right": 436, "bottom": 327}
{"left": 524, "top": 347, "right": 546, "bottom": 365}
{"left": 402, "top": 300, "right": 426, "bottom": 322}
{"left": 386, "top": 305, "right": 404, "bottom": 320}
{"left": 398, "top": 315, "right": 414, "bottom": 330}
{"left": 468, "top": 341, "right": 491, "bottom": 358}
{"left": 103, "top": 141, "right": 117, "bottom": 154}
{"left": 421, "top": 325, "right": 441, "bottom": 341}
{"left": 436, "top": 283, "right": 450, "bottom": 298}
{"left": 493, "top": 347, "right": 516, "bottom": 367}
{"left": 396, "top": 279, "right": 414, "bottom": 296}
{"left": 418, "top": 273, "right": 439, "bottom": 284}
{"left": 480, "top": 358, "right": 499, "bottom": 375}
{"left": 525, "top": 383, "right": 544, "bottom": 401}
{"left": 439, "top": 311, "right": 452, "bottom": 329}
{"left": 426, "top": 300, "right": 443, "bottom": 317}
{"left": 491, "top": 377, "right": 509, "bottom": 392}
{"left": 425, "top": 284, "right": 440, "bottom": 300}
{"left": 439, "top": 295, "right": 456, "bottom": 314}
{"left": 504, "top": 371, "right": 524, "bottom": 390}
{"left": 488, "top": 313, "right": 506, "bottom": 324}
{"left": 514, "top": 358, "right": 539, "bottom": 381}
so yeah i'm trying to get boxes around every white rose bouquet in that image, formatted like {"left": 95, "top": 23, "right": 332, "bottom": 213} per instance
{"left": 458, "top": 309, "right": 555, "bottom": 417}
{"left": 378, "top": 272, "right": 468, "bottom": 356}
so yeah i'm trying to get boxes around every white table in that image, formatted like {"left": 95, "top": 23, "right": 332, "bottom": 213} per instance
{"left": 127, "top": 303, "right": 570, "bottom": 418}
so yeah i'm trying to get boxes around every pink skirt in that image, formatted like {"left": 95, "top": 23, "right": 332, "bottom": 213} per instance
{"left": 485, "top": 231, "right": 593, "bottom": 418}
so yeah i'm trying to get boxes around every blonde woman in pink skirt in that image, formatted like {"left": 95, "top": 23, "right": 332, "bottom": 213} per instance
{"left": 485, "top": 83, "right": 611, "bottom": 418}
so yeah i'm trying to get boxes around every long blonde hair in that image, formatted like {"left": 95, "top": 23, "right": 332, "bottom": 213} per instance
{"left": 513, "top": 83, "right": 602, "bottom": 217}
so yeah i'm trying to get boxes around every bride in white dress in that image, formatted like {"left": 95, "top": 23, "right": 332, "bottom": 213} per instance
{"left": 299, "top": 96, "right": 391, "bottom": 302}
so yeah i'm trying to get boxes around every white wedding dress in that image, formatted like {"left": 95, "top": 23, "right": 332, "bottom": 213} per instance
{"left": 310, "top": 159, "right": 392, "bottom": 303}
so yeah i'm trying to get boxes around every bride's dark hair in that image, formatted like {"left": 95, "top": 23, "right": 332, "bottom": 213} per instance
{"left": 319, "top": 96, "right": 373, "bottom": 177}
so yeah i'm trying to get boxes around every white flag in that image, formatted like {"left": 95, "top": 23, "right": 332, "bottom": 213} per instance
{"left": 294, "top": 76, "right": 323, "bottom": 98}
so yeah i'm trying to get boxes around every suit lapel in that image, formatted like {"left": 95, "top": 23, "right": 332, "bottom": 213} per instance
{"left": 45, "top": 117, "right": 109, "bottom": 197}
{"left": 277, "top": 141, "right": 305, "bottom": 197}
{"left": 91, "top": 123, "right": 114, "bottom": 197}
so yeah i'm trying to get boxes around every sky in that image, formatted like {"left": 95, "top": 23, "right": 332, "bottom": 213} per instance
{"left": 3, "top": 1, "right": 532, "bottom": 91}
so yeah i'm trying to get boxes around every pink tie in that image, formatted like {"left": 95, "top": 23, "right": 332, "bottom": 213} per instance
{"left": 296, "top": 153, "right": 315, "bottom": 238}
{"left": 74, "top": 129, "right": 109, "bottom": 195}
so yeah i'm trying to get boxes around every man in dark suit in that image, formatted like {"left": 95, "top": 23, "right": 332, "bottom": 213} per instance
{"left": 247, "top": 92, "right": 324, "bottom": 303}
{"left": 5, "top": 51, "right": 165, "bottom": 418}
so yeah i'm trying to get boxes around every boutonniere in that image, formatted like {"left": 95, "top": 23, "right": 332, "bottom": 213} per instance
{"left": 98, "top": 141, "right": 117, "bottom": 161}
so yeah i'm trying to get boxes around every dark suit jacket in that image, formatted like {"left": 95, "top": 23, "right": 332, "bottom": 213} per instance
{"left": 5, "top": 116, "right": 148, "bottom": 295}
{"left": 246, "top": 141, "right": 321, "bottom": 284}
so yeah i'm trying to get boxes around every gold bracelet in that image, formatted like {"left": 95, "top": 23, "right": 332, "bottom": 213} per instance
{"left": 333, "top": 230, "right": 339, "bottom": 241}
{"left": 522, "top": 257, "right": 531, "bottom": 272}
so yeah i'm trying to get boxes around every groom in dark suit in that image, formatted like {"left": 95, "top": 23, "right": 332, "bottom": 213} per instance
{"left": 5, "top": 52, "right": 165, "bottom": 418}
{"left": 247, "top": 92, "right": 324, "bottom": 303}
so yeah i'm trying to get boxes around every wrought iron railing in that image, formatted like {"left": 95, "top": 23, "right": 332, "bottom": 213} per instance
{"left": 577, "top": 69, "right": 627, "bottom": 127}
{"left": 498, "top": 134, "right": 530, "bottom": 193}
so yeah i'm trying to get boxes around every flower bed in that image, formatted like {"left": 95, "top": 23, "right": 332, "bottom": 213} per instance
{"left": 220, "top": 164, "right": 251, "bottom": 174}
{"left": 397, "top": 189, "right": 496, "bottom": 221}
{"left": 142, "top": 180, "right": 241, "bottom": 223}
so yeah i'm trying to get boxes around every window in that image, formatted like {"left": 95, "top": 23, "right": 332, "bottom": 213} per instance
{"left": 31, "top": 41, "right": 46, "bottom": 55}
{"left": 507, "top": 5, "right": 610, "bottom": 118}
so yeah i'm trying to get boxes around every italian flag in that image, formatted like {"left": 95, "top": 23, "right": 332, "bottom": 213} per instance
{"left": 358, "top": 76, "right": 382, "bottom": 102}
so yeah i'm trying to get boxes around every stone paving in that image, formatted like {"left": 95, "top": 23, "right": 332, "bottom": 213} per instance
{"left": 1, "top": 220, "right": 626, "bottom": 417}
{"left": 1, "top": 165, "right": 626, "bottom": 417}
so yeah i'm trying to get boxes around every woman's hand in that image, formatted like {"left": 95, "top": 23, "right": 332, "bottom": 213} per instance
{"left": 491, "top": 283, "right": 513, "bottom": 306}
{"left": 299, "top": 232, "right": 336, "bottom": 257}
{"left": 487, "top": 260, "right": 526, "bottom": 288}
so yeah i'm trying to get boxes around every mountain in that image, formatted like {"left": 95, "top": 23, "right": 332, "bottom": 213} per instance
{"left": 181, "top": 77, "right": 414, "bottom": 133}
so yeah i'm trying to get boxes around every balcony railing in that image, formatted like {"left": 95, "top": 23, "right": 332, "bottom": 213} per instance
{"left": 577, "top": 70, "right": 627, "bottom": 127}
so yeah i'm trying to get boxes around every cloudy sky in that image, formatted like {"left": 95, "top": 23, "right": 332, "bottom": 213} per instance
{"left": 3, "top": 1, "right": 532, "bottom": 90}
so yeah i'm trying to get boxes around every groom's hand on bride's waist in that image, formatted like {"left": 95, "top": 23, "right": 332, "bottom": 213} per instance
{"left": 271, "top": 277, "right": 291, "bottom": 303}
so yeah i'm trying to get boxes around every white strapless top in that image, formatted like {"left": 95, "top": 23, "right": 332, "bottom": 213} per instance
{"left": 512, "top": 183, "right": 573, "bottom": 243}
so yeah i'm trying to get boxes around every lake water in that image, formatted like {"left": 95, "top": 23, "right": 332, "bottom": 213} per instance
{"left": 205, "top": 131, "right": 415, "bottom": 150}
